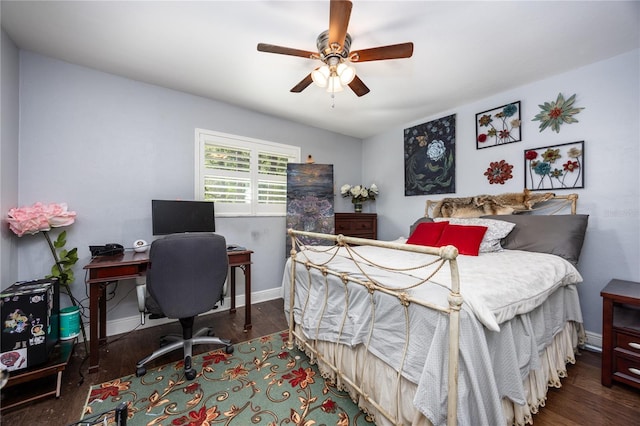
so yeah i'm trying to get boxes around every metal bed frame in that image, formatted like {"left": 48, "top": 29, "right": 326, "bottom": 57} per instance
{"left": 285, "top": 193, "right": 579, "bottom": 426}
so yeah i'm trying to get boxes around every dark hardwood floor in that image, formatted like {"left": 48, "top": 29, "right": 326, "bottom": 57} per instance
{"left": 1, "top": 298, "right": 638, "bottom": 425}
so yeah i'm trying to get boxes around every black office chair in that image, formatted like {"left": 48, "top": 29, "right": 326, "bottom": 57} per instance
{"left": 135, "top": 232, "right": 234, "bottom": 380}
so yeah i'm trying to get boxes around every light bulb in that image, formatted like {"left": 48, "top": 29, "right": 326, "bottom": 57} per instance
{"left": 337, "top": 63, "right": 356, "bottom": 85}
{"left": 311, "top": 66, "right": 330, "bottom": 88}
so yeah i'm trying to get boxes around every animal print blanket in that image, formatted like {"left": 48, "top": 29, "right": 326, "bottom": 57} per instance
{"left": 429, "top": 189, "right": 554, "bottom": 218}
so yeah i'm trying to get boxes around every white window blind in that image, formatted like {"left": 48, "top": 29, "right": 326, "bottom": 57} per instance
{"left": 196, "top": 129, "right": 300, "bottom": 216}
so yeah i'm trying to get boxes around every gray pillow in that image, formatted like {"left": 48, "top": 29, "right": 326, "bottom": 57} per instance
{"left": 409, "top": 217, "right": 433, "bottom": 236}
{"left": 481, "top": 214, "right": 589, "bottom": 265}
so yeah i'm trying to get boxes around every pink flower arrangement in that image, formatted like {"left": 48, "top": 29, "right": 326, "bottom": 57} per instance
{"left": 7, "top": 201, "right": 86, "bottom": 343}
{"left": 7, "top": 202, "right": 76, "bottom": 237}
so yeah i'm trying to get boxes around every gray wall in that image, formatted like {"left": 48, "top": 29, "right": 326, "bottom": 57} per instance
{"left": 0, "top": 29, "right": 20, "bottom": 287}
{"left": 363, "top": 49, "right": 640, "bottom": 337}
{"left": 11, "top": 51, "right": 363, "bottom": 320}
{"left": 6, "top": 43, "right": 639, "bottom": 341}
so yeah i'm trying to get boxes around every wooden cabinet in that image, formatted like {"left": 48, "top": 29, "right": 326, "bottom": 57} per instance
{"left": 601, "top": 279, "right": 640, "bottom": 390}
{"left": 335, "top": 213, "right": 377, "bottom": 240}
{"left": 1, "top": 339, "right": 75, "bottom": 412}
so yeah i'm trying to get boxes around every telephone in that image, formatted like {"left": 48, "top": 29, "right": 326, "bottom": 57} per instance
{"left": 90, "top": 243, "right": 125, "bottom": 257}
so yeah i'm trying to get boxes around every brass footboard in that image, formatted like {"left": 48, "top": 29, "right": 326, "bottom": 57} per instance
{"left": 286, "top": 230, "right": 461, "bottom": 426}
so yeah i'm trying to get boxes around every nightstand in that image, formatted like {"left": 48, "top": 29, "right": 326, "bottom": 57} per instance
{"left": 335, "top": 213, "right": 377, "bottom": 240}
{"left": 601, "top": 279, "right": 640, "bottom": 389}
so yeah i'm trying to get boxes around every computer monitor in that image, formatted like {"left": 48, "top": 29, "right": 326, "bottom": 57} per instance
{"left": 151, "top": 200, "right": 215, "bottom": 235}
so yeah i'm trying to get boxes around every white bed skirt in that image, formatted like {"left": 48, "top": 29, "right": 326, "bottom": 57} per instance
{"left": 295, "top": 321, "right": 585, "bottom": 426}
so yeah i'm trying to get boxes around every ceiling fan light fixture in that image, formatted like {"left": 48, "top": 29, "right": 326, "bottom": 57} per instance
{"left": 326, "top": 75, "right": 344, "bottom": 93}
{"left": 337, "top": 62, "right": 356, "bottom": 85}
{"left": 311, "top": 65, "right": 331, "bottom": 88}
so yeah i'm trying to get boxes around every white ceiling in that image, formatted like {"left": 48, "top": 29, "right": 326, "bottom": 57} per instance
{"left": 2, "top": 1, "right": 639, "bottom": 139}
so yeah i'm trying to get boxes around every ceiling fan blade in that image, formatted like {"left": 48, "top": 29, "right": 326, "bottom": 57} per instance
{"left": 348, "top": 75, "right": 370, "bottom": 97}
{"left": 350, "top": 42, "right": 414, "bottom": 62}
{"left": 329, "top": 0, "right": 352, "bottom": 49}
{"left": 290, "top": 74, "right": 314, "bottom": 93}
{"left": 257, "top": 43, "right": 317, "bottom": 59}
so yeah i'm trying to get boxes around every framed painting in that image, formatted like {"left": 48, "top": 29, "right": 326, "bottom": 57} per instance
{"left": 404, "top": 114, "right": 456, "bottom": 196}
{"left": 286, "top": 163, "right": 334, "bottom": 254}
{"left": 476, "top": 101, "right": 521, "bottom": 149}
{"left": 524, "top": 141, "right": 584, "bottom": 191}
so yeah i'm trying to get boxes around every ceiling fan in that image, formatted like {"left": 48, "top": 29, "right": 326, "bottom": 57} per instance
{"left": 257, "top": 0, "right": 414, "bottom": 97}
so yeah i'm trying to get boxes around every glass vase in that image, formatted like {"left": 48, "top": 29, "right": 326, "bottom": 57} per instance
{"left": 354, "top": 202, "right": 363, "bottom": 213}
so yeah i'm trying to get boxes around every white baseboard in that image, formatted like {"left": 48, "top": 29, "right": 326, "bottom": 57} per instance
{"left": 101, "top": 288, "right": 283, "bottom": 339}
{"left": 584, "top": 330, "right": 602, "bottom": 352}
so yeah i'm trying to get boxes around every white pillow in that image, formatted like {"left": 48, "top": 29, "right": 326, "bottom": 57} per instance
{"left": 434, "top": 217, "right": 516, "bottom": 253}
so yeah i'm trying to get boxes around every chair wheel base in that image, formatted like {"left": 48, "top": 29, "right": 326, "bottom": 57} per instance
{"left": 185, "top": 369, "right": 197, "bottom": 380}
{"left": 184, "top": 355, "right": 196, "bottom": 380}
{"left": 136, "top": 366, "right": 147, "bottom": 377}
{"left": 225, "top": 345, "right": 234, "bottom": 354}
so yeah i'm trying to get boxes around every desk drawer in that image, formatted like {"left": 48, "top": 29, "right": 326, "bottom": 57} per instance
{"left": 228, "top": 250, "right": 252, "bottom": 266}
{"left": 93, "top": 264, "right": 142, "bottom": 280}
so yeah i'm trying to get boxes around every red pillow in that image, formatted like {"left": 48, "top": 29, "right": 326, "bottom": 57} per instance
{"left": 407, "top": 221, "right": 449, "bottom": 246}
{"left": 436, "top": 224, "right": 488, "bottom": 256}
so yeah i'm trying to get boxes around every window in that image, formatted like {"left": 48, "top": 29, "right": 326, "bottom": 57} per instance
{"left": 196, "top": 129, "right": 300, "bottom": 216}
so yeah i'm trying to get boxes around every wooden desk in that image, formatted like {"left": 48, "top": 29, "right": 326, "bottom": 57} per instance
{"left": 83, "top": 249, "right": 253, "bottom": 373}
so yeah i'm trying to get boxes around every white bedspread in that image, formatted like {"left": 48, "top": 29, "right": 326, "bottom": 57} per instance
{"left": 282, "top": 243, "right": 584, "bottom": 425}
{"left": 294, "top": 243, "right": 582, "bottom": 331}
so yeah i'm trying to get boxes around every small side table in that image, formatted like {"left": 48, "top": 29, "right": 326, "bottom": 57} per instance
{"left": 601, "top": 279, "right": 640, "bottom": 390}
{"left": 1, "top": 338, "right": 75, "bottom": 411}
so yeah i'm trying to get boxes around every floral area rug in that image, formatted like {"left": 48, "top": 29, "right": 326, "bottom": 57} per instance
{"left": 81, "top": 331, "right": 375, "bottom": 425}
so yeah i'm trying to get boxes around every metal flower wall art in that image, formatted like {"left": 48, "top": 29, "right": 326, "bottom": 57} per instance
{"left": 484, "top": 160, "right": 514, "bottom": 184}
{"left": 532, "top": 93, "right": 584, "bottom": 133}
{"left": 524, "top": 141, "right": 584, "bottom": 191}
{"left": 476, "top": 101, "right": 521, "bottom": 149}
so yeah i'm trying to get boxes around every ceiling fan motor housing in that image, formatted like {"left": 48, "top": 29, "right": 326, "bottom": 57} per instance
{"left": 316, "top": 29, "right": 352, "bottom": 62}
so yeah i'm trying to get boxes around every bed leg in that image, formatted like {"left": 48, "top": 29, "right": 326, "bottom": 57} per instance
{"left": 287, "top": 232, "right": 297, "bottom": 350}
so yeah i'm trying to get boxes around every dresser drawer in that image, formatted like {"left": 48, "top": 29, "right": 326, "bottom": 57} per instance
{"left": 336, "top": 219, "right": 373, "bottom": 233}
{"left": 615, "top": 331, "right": 640, "bottom": 355}
{"left": 345, "top": 229, "right": 373, "bottom": 238}
{"left": 335, "top": 221, "right": 352, "bottom": 233}
{"left": 613, "top": 349, "right": 640, "bottom": 386}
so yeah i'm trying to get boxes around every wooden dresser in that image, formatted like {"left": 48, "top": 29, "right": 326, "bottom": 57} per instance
{"left": 334, "top": 213, "right": 377, "bottom": 240}
{"left": 601, "top": 279, "right": 640, "bottom": 390}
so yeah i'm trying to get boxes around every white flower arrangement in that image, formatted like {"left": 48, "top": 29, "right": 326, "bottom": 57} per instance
{"left": 340, "top": 183, "right": 379, "bottom": 204}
